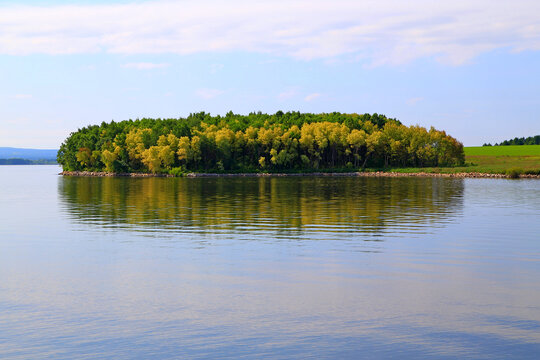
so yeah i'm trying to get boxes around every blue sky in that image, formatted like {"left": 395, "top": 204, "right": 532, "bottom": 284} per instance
{"left": 1, "top": 0, "right": 539, "bottom": 148}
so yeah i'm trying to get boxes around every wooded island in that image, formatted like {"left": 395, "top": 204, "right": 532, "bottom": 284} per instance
{"left": 58, "top": 112, "right": 464, "bottom": 174}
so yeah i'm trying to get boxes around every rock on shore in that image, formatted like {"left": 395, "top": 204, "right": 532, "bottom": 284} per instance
{"left": 61, "top": 171, "right": 173, "bottom": 177}
{"left": 60, "top": 171, "right": 539, "bottom": 179}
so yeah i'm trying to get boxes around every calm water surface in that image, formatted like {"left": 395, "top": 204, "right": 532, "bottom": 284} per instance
{"left": 1, "top": 165, "right": 539, "bottom": 359}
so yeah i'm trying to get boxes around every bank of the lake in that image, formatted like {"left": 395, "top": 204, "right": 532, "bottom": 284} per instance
{"left": 60, "top": 170, "right": 540, "bottom": 179}
{"left": 462, "top": 144, "right": 540, "bottom": 174}
{"left": 59, "top": 144, "right": 540, "bottom": 179}
{"left": 380, "top": 145, "right": 540, "bottom": 177}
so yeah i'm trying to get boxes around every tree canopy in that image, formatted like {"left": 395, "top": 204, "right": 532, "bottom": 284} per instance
{"left": 58, "top": 111, "right": 465, "bottom": 174}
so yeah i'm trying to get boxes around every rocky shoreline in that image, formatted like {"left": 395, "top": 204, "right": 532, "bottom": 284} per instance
{"left": 60, "top": 171, "right": 540, "bottom": 179}
{"left": 61, "top": 171, "right": 174, "bottom": 177}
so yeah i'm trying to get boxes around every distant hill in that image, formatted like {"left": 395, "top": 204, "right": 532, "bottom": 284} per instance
{"left": 0, "top": 147, "right": 58, "bottom": 161}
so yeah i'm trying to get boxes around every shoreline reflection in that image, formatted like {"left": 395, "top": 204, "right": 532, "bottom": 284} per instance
{"left": 59, "top": 176, "right": 464, "bottom": 240}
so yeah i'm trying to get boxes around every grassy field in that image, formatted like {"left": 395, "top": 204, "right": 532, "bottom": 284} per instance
{"left": 381, "top": 145, "right": 540, "bottom": 175}
{"left": 463, "top": 145, "right": 540, "bottom": 174}
{"left": 464, "top": 145, "right": 540, "bottom": 156}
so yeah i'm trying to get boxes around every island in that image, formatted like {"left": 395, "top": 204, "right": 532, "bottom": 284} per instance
{"left": 58, "top": 112, "right": 467, "bottom": 176}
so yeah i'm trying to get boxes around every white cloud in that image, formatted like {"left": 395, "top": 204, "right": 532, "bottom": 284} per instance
{"left": 0, "top": 1, "right": 539, "bottom": 65}
{"left": 304, "top": 93, "right": 321, "bottom": 102}
{"left": 122, "top": 62, "right": 169, "bottom": 70}
{"left": 195, "top": 88, "right": 224, "bottom": 99}
{"left": 11, "top": 94, "right": 32, "bottom": 99}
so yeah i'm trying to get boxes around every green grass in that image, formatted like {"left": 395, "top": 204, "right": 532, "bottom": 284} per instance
{"left": 465, "top": 145, "right": 540, "bottom": 156}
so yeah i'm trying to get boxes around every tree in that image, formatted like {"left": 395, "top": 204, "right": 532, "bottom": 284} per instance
{"left": 101, "top": 149, "right": 118, "bottom": 172}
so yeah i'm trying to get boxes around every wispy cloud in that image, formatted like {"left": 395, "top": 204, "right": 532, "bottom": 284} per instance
{"left": 122, "top": 62, "right": 170, "bottom": 70}
{"left": 278, "top": 88, "right": 298, "bottom": 100}
{"left": 11, "top": 94, "right": 32, "bottom": 99}
{"left": 304, "top": 93, "right": 321, "bottom": 102}
{"left": 406, "top": 97, "right": 424, "bottom": 105}
{"left": 210, "top": 63, "right": 224, "bottom": 73}
{"left": 195, "top": 88, "right": 224, "bottom": 99}
{"left": 0, "top": 1, "right": 539, "bottom": 65}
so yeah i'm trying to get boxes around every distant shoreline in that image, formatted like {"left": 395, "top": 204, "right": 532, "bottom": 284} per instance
{"left": 0, "top": 158, "right": 57, "bottom": 165}
{"left": 60, "top": 171, "right": 540, "bottom": 179}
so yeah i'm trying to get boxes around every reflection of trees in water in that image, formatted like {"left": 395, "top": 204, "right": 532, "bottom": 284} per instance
{"left": 59, "top": 176, "right": 464, "bottom": 236}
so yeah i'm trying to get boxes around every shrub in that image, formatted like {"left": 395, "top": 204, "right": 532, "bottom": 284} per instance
{"left": 169, "top": 166, "right": 186, "bottom": 177}
{"left": 506, "top": 167, "right": 523, "bottom": 179}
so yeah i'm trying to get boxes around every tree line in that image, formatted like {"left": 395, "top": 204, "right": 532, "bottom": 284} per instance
{"left": 0, "top": 158, "right": 57, "bottom": 165}
{"left": 483, "top": 135, "right": 540, "bottom": 146}
{"left": 57, "top": 111, "right": 465, "bottom": 174}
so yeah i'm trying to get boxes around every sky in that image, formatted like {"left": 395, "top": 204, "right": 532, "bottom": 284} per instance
{"left": 0, "top": 0, "right": 539, "bottom": 148}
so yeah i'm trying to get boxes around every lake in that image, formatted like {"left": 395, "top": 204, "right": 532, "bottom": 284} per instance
{"left": 1, "top": 165, "right": 539, "bottom": 359}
